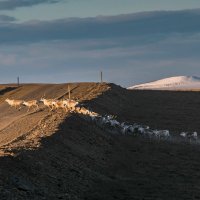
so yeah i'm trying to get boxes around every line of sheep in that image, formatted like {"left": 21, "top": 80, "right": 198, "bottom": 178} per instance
{"left": 5, "top": 98, "right": 198, "bottom": 143}
{"left": 5, "top": 98, "right": 98, "bottom": 116}
{"left": 88, "top": 114, "right": 171, "bottom": 140}
{"left": 87, "top": 114, "right": 198, "bottom": 143}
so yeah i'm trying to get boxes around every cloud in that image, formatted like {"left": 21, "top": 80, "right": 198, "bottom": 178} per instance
{"left": 0, "top": 9, "right": 200, "bottom": 86}
{"left": 0, "top": 14, "right": 16, "bottom": 22}
{"left": 0, "top": 0, "right": 62, "bottom": 10}
{"left": 0, "top": 9, "right": 200, "bottom": 44}
{"left": 1, "top": 32, "right": 200, "bottom": 86}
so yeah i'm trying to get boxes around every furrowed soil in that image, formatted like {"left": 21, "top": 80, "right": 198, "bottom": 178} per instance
{"left": 0, "top": 83, "right": 200, "bottom": 199}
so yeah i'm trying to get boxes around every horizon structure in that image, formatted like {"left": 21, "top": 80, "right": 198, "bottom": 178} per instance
{"left": 0, "top": 1, "right": 200, "bottom": 87}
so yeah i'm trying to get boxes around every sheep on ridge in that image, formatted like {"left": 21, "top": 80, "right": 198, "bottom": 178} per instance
{"left": 23, "top": 100, "right": 39, "bottom": 112}
{"left": 5, "top": 98, "right": 23, "bottom": 110}
{"left": 40, "top": 98, "right": 55, "bottom": 111}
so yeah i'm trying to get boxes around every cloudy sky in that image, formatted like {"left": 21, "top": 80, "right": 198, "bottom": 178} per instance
{"left": 0, "top": 0, "right": 200, "bottom": 87}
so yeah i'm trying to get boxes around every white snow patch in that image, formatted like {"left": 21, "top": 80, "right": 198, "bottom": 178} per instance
{"left": 128, "top": 76, "right": 200, "bottom": 90}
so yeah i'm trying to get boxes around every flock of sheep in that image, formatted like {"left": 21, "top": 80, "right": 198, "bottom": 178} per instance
{"left": 88, "top": 114, "right": 171, "bottom": 139}
{"left": 88, "top": 114, "right": 199, "bottom": 143}
{"left": 5, "top": 99, "right": 39, "bottom": 112}
{"left": 5, "top": 97, "right": 98, "bottom": 116}
{"left": 4, "top": 98, "right": 198, "bottom": 143}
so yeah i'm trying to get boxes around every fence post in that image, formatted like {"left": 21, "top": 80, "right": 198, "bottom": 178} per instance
{"left": 100, "top": 71, "right": 103, "bottom": 83}
{"left": 68, "top": 84, "right": 71, "bottom": 100}
{"left": 17, "top": 76, "right": 20, "bottom": 87}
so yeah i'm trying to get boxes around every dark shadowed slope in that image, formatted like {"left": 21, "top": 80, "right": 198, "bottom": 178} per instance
{"left": 0, "top": 83, "right": 200, "bottom": 199}
{"left": 85, "top": 84, "right": 200, "bottom": 133}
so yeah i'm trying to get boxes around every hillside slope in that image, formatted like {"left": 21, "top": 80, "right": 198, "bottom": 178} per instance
{"left": 0, "top": 83, "right": 110, "bottom": 150}
{"left": 128, "top": 76, "right": 200, "bottom": 90}
{"left": 0, "top": 83, "right": 200, "bottom": 199}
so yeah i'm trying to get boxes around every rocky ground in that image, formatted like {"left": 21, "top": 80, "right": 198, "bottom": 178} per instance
{"left": 0, "top": 83, "right": 200, "bottom": 199}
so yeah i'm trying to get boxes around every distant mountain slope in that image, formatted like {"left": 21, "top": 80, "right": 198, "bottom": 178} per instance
{"left": 128, "top": 76, "right": 200, "bottom": 90}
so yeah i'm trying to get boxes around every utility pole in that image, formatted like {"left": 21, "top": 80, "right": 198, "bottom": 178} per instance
{"left": 68, "top": 84, "right": 71, "bottom": 100}
{"left": 100, "top": 71, "right": 103, "bottom": 83}
{"left": 17, "top": 76, "right": 20, "bottom": 87}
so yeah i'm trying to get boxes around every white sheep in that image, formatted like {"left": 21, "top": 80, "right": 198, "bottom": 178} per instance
{"left": 5, "top": 98, "right": 23, "bottom": 110}
{"left": 138, "top": 127, "right": 146, "bottom": 135}
{"left": 153, "top": 130, "right": 170, "bottom": 140}
{"left": 180, "top": 132, "right": 187, "bottom": 138}
{"left": 121, "top": 125, "right": 130, "bottom": 135}
{"left": 109, "top": 119, "right": 120, "bottom": 127}
{"left": 23, "top": 100, "right": 39, "bottom": 112}
{"left": 62, "top": 99, "right": 79, "bottom": 111}
{"left": 192, "top": 132, "right": 198, "bottom": 140}
{"left": 52, "top": 100, "right": 68, "bottom": 112}
{"left": 40, "top": 98, "right": 55, "bottom": 111}
{"left": 160, "top": 130, "right": 170, "bottom": 138}
{"left": 180, "top": 132, "right": 198, "bottom": 140}
{"left": 76, "top": 106, "right": 90, "bottom": 115}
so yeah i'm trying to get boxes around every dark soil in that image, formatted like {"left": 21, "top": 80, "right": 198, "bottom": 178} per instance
{"left": 0, "top": 83, "right": 199, "bottom": 199}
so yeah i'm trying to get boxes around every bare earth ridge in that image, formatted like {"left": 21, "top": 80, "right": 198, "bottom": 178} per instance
{"left": 0, "top": 83, "right": 200, "bottom": 199}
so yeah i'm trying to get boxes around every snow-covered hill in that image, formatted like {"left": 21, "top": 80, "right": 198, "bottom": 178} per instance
{"left": 128, "top": 76, "right": 200, "bottom": 90}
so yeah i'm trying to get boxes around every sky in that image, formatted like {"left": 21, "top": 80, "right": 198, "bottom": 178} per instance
{"left": 0, "top": 0, "right": 200, "bottom": 87}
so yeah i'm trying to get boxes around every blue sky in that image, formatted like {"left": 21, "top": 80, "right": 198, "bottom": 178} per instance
{"left": 0, "top": 0, "right": 200, "bottom": 86}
